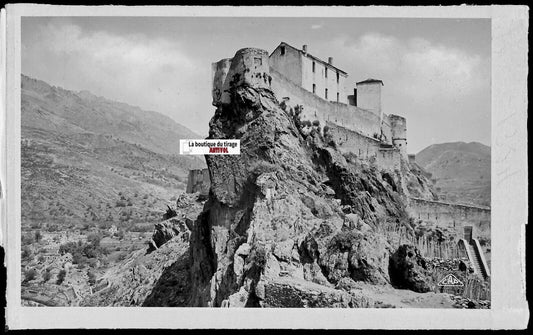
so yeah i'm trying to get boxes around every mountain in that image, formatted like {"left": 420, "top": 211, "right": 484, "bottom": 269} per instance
{"left": 21, "top": 74, "right": 206, "bottom": 230}
{"left": 415, "top": 142, "right": 491, "bottom": 207}
{"left": 22, "top": 75, "right": 201, "bottom": 156}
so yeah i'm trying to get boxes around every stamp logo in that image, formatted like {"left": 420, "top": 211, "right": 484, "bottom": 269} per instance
{"left": 438, "top": 274, "right": 464, "bottom": 287}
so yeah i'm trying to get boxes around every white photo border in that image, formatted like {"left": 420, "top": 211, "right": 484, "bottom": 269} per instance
{"left": 2, "top": 4, "right": 529, "bottom": 329}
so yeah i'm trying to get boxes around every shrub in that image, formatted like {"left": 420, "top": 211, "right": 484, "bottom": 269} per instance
{"left": 301, "top": 120, "right": 312, "bottom": 128}
{"left": 312, "top": 120, "right": 320, "bottom": 127}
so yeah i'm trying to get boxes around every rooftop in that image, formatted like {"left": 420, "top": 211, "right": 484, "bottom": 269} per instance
{"left": 357, "top": 78, "right": 384, "bottom": 86}
{"left": 272, "top": 42, "right": 348, "bottom": 76}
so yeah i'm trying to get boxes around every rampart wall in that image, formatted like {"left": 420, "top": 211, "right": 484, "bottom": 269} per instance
{"left": 407, "top": 197, "right": 491, "bottom": 238}
{"left": 212, "top": 48, "right": 271, "bottom": 107}
{"left": 270, "top": 69, "right": 392, "bottom": 143}
{"left": 326, "top": 122, "right": 401, "bottom": 171}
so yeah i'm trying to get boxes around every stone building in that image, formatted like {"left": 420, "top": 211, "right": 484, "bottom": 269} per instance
{"left": 354, "top": 78, "right": 384, "bottom": 122}
{"left": 211, "top": 43, "right": 410, "bottom": 172}
{"left": 269, "top": 42, "right": 348, "bottom": 103}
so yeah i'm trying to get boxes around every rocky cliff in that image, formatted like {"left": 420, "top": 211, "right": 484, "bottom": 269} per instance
{"left": 185, "top": 73, "right": 440, "bottom": 307}
{"left": 83, "top": 49, "right": 470, "bottom": 308}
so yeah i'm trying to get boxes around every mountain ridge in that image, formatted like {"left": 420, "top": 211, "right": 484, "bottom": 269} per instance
{"left": 21, "top": 74, "right": 206, "bottom": 229}
{"left": 416, "top": 141, "right": 490, "bottom": 207}
{"left": 22, "top": 74, "right": 204, "bottom": 156}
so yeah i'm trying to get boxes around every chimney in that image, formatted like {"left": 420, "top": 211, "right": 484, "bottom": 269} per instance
{"left": 328, "top": 57, "right": 334, "bottom": 65}
{"left": 302, "top": 45, "right": 308, "bottom": 55}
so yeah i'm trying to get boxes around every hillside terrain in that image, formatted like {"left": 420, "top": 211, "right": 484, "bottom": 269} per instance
{"left": 416, "top": 142, "right": 491, "bottom": 207}
{"left": 21, "top": 75, "right": 205, "bottom": 305}
{"left": 21, "top": 74, "right": 205, "bottom": 230}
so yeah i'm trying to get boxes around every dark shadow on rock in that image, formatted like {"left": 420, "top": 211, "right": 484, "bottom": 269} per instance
{"left": 388, "top": 244, "right": 432, "bottom": 293}
{"left": 142, "top": 252, "right": 192, "bottom": 307}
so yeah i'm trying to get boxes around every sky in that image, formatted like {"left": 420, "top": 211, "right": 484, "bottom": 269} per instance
{"left": 22, "top": 17, "right": 491, "bottom": 154}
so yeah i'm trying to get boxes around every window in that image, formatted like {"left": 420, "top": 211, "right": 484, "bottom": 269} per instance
{"left": 336, "top": 92, "right": 339, "bottom": 102}
{"left": 254, "top": 57, "right": 262, "bottom": 66}
{"left": 312, "top": 84, "right": 316, "bottom": 94}
{"left": 312, "top": 61, "right": 315, "bottom": 73}
{"left": 325, "top": 68, "right": 328, "bottom": 78}
{"left": 336, "top": 72, "right": 339, "bottom": 83}
{"left": 325, "top": 88, "right": 328, "bottom": 99}
{"left": 280, "top": 46, "right": 285, "bottom": 55}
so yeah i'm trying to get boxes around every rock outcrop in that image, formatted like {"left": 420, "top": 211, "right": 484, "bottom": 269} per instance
{"left": 185, "top": 50, "right": 430, "bottom": 307}
{"left": 81, "top": 193, "right": 205, "bottom": 306}
{"left": 85, "top": 48, "right": 459, "bottom": 308}
{"left": 389, "top": 244, "right": 432, "bottom": 293}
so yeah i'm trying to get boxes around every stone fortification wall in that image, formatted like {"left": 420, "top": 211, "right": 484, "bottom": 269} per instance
{"left": 271, "top": 69, "right": 389, "bottom": 143}
{"left": 326, "top": 122, "right": 400, "bottom": 171}
{"left": 269, "top": 44, "right": 303, "bottom": 87}
{"left": 212, "top": 58, "right": 233, "bottom": 105}
{"left": 389, "top": 114, "right": 407, "bottom": 158}
{"left": 407, "top": 198, "right": 491, "bottom": 238}
{"left": 186, "top": 169, "right": 211, "bottom": 195}
{"left": 212, "top": 48, "right": 271, "bottom": 106}
{"left": 377, "top": 147, "right": 402, "bottom": 171}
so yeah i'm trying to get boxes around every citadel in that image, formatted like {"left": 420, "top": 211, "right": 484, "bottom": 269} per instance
{"left": 212, "top": 42, "right": 408, "bottom": 172}
{"left": 200, "top": 42, "right": 491, "bottom": 279}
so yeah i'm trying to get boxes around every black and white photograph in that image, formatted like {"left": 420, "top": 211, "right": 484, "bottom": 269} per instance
{"left": 1, "top": 5, "right": 528, "bottom": 330}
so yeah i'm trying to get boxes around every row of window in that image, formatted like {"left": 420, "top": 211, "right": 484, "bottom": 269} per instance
{"left": 279, "top": 46, "right": 340, "bottom": 82}
{"left": 312, "top": 61, "right": 340, "bottom": 83}
{"left": 312, "top": 84, "right": 340, "bottom": 102}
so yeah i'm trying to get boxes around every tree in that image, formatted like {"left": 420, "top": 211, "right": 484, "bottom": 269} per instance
{"left": 56, "top": 269, "right": 66, "bottom": 285}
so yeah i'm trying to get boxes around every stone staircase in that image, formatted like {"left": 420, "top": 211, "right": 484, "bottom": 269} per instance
{"left": 459, "top": 238, "right": 490, "bottom": 280}
{"left": 466, "top": 242, "right": 484, "bottom": 278}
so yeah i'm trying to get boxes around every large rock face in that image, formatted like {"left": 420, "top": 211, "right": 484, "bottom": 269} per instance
{"left": 389, "top": 244, "right": 432, "bottom": 293}
{"left": 186, "top": 78, "right": 420, "bottom": 307}
{"left": 81, "top": 55, "right": 468, "bottom": 307}
{"left": 81, "top": 193, "right": 205, "bottom": 307}
{"left": 83, "top": 57, "right": 452, "bottom": 307}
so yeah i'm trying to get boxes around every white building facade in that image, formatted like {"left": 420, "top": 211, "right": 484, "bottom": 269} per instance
{"left": 270, "top": 42, "right": 348, "bottom": 103}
